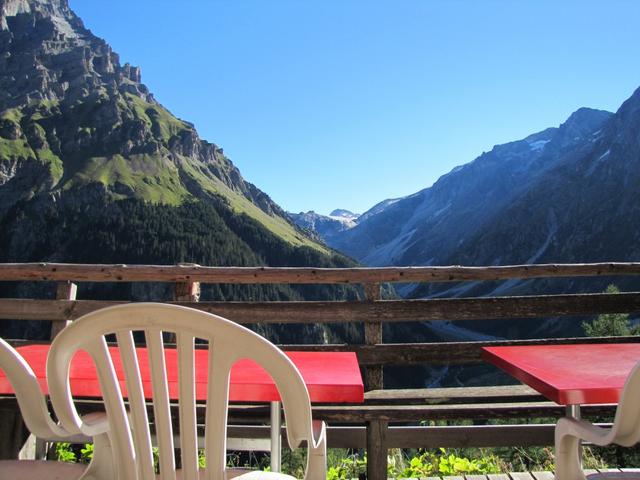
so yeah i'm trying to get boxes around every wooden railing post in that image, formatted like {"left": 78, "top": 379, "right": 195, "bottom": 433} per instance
{"left": 366, "top": 419, "right": 388, "bottom": 480}
{"left": 170, "top": 275, "right": 201, "bottom": 343}
{"left": 50, "top": 281, "right": 77, "bottom": 339}
{"left": 174, "top": 280, "right": 201, "bottom": 303}
{"left": 364, "top": 283, "right": 382, "bottom": 390}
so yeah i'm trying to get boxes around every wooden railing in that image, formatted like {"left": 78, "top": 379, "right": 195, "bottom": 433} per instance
{"left": 1, "top": 262, "right": 640, "bottom": 479}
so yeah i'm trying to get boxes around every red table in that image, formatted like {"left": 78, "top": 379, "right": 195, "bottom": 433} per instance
{"left": 0, "top": 345, "right": 364, "bottom": 471}
{"left": 482, "top": 344, "right": 640, "bottom": 405}
{"left": 0, "top": 345, "right": 364, "bottom": 404}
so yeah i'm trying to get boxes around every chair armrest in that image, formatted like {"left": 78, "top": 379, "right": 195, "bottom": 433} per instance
{"left": 311, "top": 420, "right": 326, "bottom": 450}
{"left": 556, "top": 417, "right": 614, "bottom": 446}
{"left": 80, "top": 411, "right": 110, "bottom": 437}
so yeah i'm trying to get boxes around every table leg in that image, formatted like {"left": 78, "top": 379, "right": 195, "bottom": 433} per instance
{"left": 270, "top": 401, "right": 281, "bottom": 472}
{"left": 566, "top": 404, "right": 582, "bottom": 467}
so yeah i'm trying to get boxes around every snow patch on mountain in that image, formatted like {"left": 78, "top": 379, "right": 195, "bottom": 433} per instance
{"left": 528, "top": 139, "right": 550, "bottom": 151}
{"left": 585, "top": 148, "right": 612, "bottom": 176}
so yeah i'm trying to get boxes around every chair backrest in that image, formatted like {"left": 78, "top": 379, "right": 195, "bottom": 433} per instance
{"left": 610, "top": 360, "right": 640, "bottom": 446}
{"left": 47, "top": 303, "right": 320, "bottom": 480}
{"left": 0, "top": 338, "right": 69, "bottom": 440}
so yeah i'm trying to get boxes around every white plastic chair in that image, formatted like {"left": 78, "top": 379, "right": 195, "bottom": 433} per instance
{"left": 555, "top": 361, "right": 640, "bottom": 480}
{"left": 0, "top": 338, "right": 115, "bottom": 480}
{"left": 46, "top": 303, "right": 327, "bottom": 480}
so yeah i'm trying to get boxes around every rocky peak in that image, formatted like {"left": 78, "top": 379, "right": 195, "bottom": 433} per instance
{"left": 1, "top": 0, "right": 81, "bottom": 39}
{"left": 555, "top": 107, "right": 613, "bottom": 144}
{"left": 0, "top": 0, "right": 305, "bottom": 246}
{"left": 0, "top": 0, "right": 149, "bottom": 111}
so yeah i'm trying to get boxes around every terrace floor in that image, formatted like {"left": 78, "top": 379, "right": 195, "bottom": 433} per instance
{"left": 414, "top": 470, "right": 640, "bottom": 480}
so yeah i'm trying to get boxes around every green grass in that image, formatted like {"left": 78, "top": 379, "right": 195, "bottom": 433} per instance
{"left": 178, "top": 156, "right": 328, "bottom": 252}
{"left": 125, "top": 93, "right": 191, "bottom": 143}
{"left": 0, "top": 137, "right": 35, "bottom": 160}
{"left": 0, "top": 93, "right": 325, "bottom": 253}
{"left": 66, "top": 153, "right": 190, "bottom": 205}
{"left": 35, "top": 147, "right": 64, "bottom": 183}
{"left": 0, "top": 107, "right": 24, "bottom": 123}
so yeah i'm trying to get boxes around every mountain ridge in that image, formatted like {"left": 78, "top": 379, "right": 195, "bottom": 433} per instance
{"left": 325, "top": 106, "right": 613, "bottom": 267}
{"left": 0, "top": 0, "right": 325, "bottom": 251}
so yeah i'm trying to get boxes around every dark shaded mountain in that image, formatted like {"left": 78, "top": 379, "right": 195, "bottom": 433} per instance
{"left": 288, "top": 209, "right": 359, "bottom": 244}
{"left": 0, "top": 0, "right": 358, "bottom": 341}
{"left": 328, "top": 107, "right": 613, "bottom": 267}
{"left": 412, "top": 86, "right": 640, "bottom": 300}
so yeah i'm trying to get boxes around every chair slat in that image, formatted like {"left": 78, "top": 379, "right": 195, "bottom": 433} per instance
{"left": 147, "top": 328, "right": 176, "bottom": 480}
{"left": 177, "top": 333, "right": 199, "bottom": 480}
{"left": 117, "top": 330, "right": 156, "bottom": 480}
{"left": 91, "top": 337, "right": 138, "bottom": 480}
{"left": 204, "top": 344, "right": 232, "bottom": 480}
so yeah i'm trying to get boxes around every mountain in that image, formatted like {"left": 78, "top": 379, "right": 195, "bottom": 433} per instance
{"left": 288, "top": 209, "right": 359, "bottom": 244}
{"left": 0, "top": 0, "right": 357, "bottom": 340}
{"left": 328, "top": 107, "right": 614, "bottom": 268}
{"left": 411, "top": 86, "right": 640, "bottom": 300}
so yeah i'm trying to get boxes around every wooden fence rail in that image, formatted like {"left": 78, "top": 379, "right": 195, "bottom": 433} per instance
{"left": 1, "top": 262, "right": 640, "bottom": 480}
{"left": 2, "top": 291, "right": 640, "bottom": 323}
{"left": 2, "top": 261, "right": 640, "bottom": 284}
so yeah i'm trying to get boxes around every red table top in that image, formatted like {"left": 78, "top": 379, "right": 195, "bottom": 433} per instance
{"left": 0, "top": 345, "right": 364, "bottom": 404}
{"left": 482, "top": 344, "right": 640, "bottom": 405}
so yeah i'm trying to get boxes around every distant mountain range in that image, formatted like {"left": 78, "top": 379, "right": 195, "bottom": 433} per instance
{"left": 299, "top": 92, "right": 640, "bottom": 300}
{"left": 288, "top": 209, "right": 359, "bottom": 243}
{"left": 312, "top": 106, "right": 614, "bottom": 270}
{"left": 292, "top": 87, "right": 640, "bottom": 353}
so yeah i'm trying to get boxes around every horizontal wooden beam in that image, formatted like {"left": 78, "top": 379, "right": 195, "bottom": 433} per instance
{"left": 329, "top": 336, "right": 640, "bottom": 366}
{"left": 225, "top": 424, "right": 560, "bottom": 448}
{"left": 227, "top": 424, "right": 572, "bottom": 448}
{"left": 2, "top": 291, "right": 640, "bottom": 323}
{"left": 1, "top": 262, "right": 640, "bottom": 284}
{"left": 312, "top": 402, "right": 616, "bottom": 422}
{"left": 364, "top": 385, "right": 543, "bottom": 404}
{"left": 386, "top": 424, "right": 558, "bottom": 448}
{"left": 7, "top": 336, "right": 638, "bottom": 368}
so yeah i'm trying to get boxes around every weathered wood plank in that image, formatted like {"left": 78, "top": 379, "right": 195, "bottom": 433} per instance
{"left": 50, "top": 281, "right": 76, "bottom": 339}
{"left": 487, "top": 475, "right": 511, "bottom": 480}
{"left": 3, "top": 292, "right": 640, "bottom": 324}
{"left": 367, "top": 420, "right": 388, "bottom": 480}
{"left": 509, "top": 473, "right": 535, "bottom": 480}
{"left": 364, "top": 283, "right": 383, "bottom": 390}
{"left": 531, "top": 471, "right": 555, "bottom": 480}
{"left": 2, "top": 262, "right": 640, "bottom": 284}
{"left": 311, "top": 403, "right": 616, "bottom": 422}
{"left": 364, "top": 385, "right": 542, "bottom": 404}
{"left": 6, "top": 335, "right": 639, "bottom": 368}
{"left": 385, "top": 425, "right": 555, "bottom": 448}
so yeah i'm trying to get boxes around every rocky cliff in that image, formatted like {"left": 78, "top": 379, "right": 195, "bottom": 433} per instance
{"left": 0, "top": 0, "right": 357, "bottom": 341}
{"left": 0, "top": 0, "right": 314, "bottom": 248}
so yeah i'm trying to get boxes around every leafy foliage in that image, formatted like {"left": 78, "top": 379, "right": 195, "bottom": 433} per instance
{"left": 582, "top": 285, "right": 639, "bottom": 337}
{"left": 55, "top": 442, "right": 77, "bottom": 463}
{"left": 0, "top": 190, "right": 359, "bottom": 342}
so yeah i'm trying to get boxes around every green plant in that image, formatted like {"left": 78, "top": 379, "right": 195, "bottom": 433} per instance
{"left": 583, "top": 285, "right": 639, "bottom": 337}
{"left": 398, "top": 451, "right": 435, "bottom": 478}
{"left": 326, "top": 452, "right": 366, "bottom": 480}
{"left": 55, "top": 442, "right": 76, "bottom": 463}
{"left": 80, "top": 443, "right": 94, "bottom": 462}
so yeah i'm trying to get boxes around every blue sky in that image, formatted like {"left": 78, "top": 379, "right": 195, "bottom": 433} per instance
{"left": 70, "top": 0, "right": 640, "bottom": 216}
